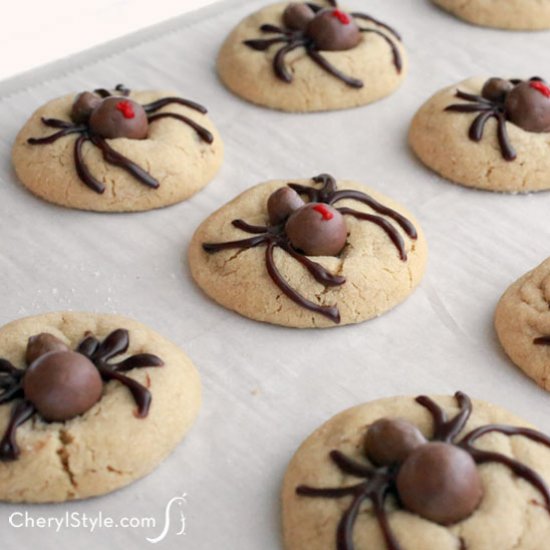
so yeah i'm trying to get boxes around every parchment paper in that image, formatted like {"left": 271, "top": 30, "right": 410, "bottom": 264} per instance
{"left": 1, "top": 1, "right": 550, "bottom": 548}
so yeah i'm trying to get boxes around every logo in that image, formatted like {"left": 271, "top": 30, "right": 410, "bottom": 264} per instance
{"left": 146, "top": 493, "right": 187, "bottom": 543}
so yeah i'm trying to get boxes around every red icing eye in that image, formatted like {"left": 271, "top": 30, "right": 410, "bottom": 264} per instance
{"left": 529, "top": 81, "right": 550, "bottom": 98}
{"left": 116, "top": 100, "right": 135, "bottom": 119}
{"left": 313, "top": 204, "right": 334, "bottom": 221}
{"left": 331, "top": 9, "right": 350, "bottom": 25}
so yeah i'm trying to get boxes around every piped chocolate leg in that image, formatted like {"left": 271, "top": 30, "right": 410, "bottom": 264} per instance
{"left": 232, "top": 219, "right": 269, "bottom": 234}
{"left": 74, "top": 135, "right": 106, "bottom": 194}
{"left": 281, "top": 244, "right": 346, "bottom": 287}
{"left": 265, "top": 241, "right": 341, "bottom": 323}
{"left": 28, "top": 125, "right": 85, "bottom": 145}
{"left": 464, "top": 446, "right": 550, "bottom": 509}
{"left": 306, "top": 48, "right": 364, "bottom": 89}
{"left": 96, "top": 366, "right": 151, "bottom": 418}
{"left": 330, "top": 190, "right": 417, "bottom": 239}
{"left": 275, "top": 41, "right": 309, "bottom": 83}
{"left": 142, "top": 97, "right": 207, "bottom": 115}
{"left": 93, "top": 329, "right": 129, "bottom": 362}
{"left": 469, "top": 111, "right": 495, "bottom": 141}
{"left": 148, "top": 113, "right": 213, "bottom": 144}
{"left": 0, "top": 401, "right": 35, "bottom": 461}
{"left": 496, "top": 113, "right": 517, "bottom": 161}
{"left": 203, "top": 234, "right": 270, "bottom": 253}
{"left": 352, "top": 13, "right": 401, "bottom": 41}
{"left": 244, "top": 37, "right": 290, "bottom": 51}
{"left": 337, "top": 207, "right": 407, "bottom": 261}
{"left": 331, "top": 450, "right": 376, "bottom": 477}
{"left": 359, "top": 29, "right": 402, "bottom": 73}
{"left": 113, "top": 354, "right": 164, "bottom": 372}
{"left": 90, "top": 136, "right": 160, "bottom": 189}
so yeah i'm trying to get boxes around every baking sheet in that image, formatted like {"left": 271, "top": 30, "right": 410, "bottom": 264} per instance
{"left": 1, "top": 0, "right": 550, "bottom": 548}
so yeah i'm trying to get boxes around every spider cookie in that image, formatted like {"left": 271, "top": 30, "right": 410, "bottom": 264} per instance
{"left": 217, "top": 1, "right": 407, "bottom": 112}
{"left": 282, "top": 391, "right": 550, "bottom": 550}
{"left": 12, "top": 85, "right": 223, "bottom": 212}
{"left": 189, "top": 174, "right": 427, "bottom": 328}
{"left": 409, "top": 77, "right": 550, "bottom": 192}
{"left": 431, "top": 0, "right": 550, "bottom": 31}
{"left": 495, "top": 257, "right": 550, "bottom": 392}
{"left": 0, "top": 311, "right": 201, "bottom": 502}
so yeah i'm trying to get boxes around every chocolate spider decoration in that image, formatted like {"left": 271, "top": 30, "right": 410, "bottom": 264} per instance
{"left": 445, "top": 77, "right": 550, "bottom": 161}
{"left": 27, "top": 84, "right": 214, "bottom": 194}
{"left": 243, "top": 1, "right": 402, "bottom": 88}
{"left": 296, "top": 391, "right": 550, "bottom": 550}
{"left": 202, "top": 174, "right": 417, "bottom": 324}
{"left": 0, "top": 329, "right": 163, "bottom": 461}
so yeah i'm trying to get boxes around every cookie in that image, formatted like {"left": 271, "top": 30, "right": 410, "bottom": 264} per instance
{"left": 12, "top": 85, "right": 223, "bottom": 212}
{"left": 409, "top": 77, "right": 550, "bottom": 193}
{"left": 189, "top": 174, "right": 427, "bottom": 328}
{"left": 495, "top": 257, "right": 550, "bottom": 391}
{"left": 217, "top": 1, "right": 407, "bottom": 112}
{"left": 0, "top": 311, "right": 201, "bottom": 503}
{"left": 282, "top": 391, "right": 550, "bottom": 550}
{"left": 432, "top": 0, "right": 550, "bottom": 31}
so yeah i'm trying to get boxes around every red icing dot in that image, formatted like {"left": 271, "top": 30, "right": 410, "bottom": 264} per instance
{"left": 313, "top": 204, "right": 334, "bottom": 221}
{"left": 331, "top": 9, "right": 351, "bottom": 25}
{"left": 529, "top": 81, "right": 550, "bottom": 98}
{"left": 116, "top": 100, "right": 135, "bottom": 119}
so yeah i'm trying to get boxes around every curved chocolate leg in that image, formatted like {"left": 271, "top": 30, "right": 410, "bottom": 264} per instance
{"left": 91, "top": 136, "right": 160, "bottom": 189}
{"left": 148, "top": 113, "right": 213, "bottom": 144}
{"left": 469, "top": 111, "right": 495, "bottom": 141}
{"left": 232, "top": 219, "right": 269, "bottom": 234}
{"left": 337, "top": 207, "right": 407, "bottom": 261}
{"left": 274, "top": 41, "right": 309, "bottom": 83}
{"left": 0, "top": 401, "right": 35, "bottom": 461}
{"left": 142, "top": 97, "right": 208, "bottom": 115}
{"left": 352, "top": 13, "right": 401, "bottom": 41}
{"left": 265, "top": 241, "right": 341, "bottom": 323}
{"left": 281, "top": 244, "right": 346, "bottom": 287}
{"left": 74, "top": 135, "right": 106, "bottom": 194}
{"left": 307, "top": 48, "right": 364, "bottom": 88}
{"left": 359, "top": 28, "right": 402, "bottom": 73}
{"left": 330, "top": 450, "right": 375, "bottom": 477}
{"left": 330, "top": 190, "right": 417, "bottom": 239}
{"left": 97, "top": 366, "right": 151, "bottom": 418}
{"left": 203, "top": 235, "right": 269, "bottom": 253}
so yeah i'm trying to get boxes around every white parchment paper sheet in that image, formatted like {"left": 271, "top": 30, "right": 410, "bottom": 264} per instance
{"left": 1, "top": 0, "right": 550, "bottom": 548}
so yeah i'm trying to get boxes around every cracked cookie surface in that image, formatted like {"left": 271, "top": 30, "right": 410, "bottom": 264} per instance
{"left": 495, "top": 258, "right": 550, "bottom": 391}
{"left": 12, "top": 90, "right": 223, "bottom": 212}
{"left": 0, "top": 311, "right": 201, "bottom": 503}
{"left": 432, "top": 0, "right": 550, "bottom": 30}
{"left": 217, "top": 2, "right": 407, "bottom": 112}
{"left": 282, "top": 394, "right": 550, "bottom": 550}
{"left": 188, "top": 178, "right": 427, "bottom": 328}
{"left": 409, "top": 77, "right": 550, "bottom": 193}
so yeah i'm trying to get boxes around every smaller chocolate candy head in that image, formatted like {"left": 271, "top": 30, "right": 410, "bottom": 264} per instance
{"left": 283, "top": 3, "right": 315, "bottom": 30}
{"left": 364, "top": 418, "right": 426, "bottom": 466}
{"left": 71, "top": 92, "right": 102, "bottom": 124}
{"left": 25, "top": 333, "right": 70, "bottom": 365}
{"left": 505, "top": 80, "right": 550, "bottom": 133}
{"left": 306, "top": 9, "right": 361, "bottom": 51}
{"left": 267, "top": 187, "right": 305, "bottom": 225}
{"left": 24, "top": 351, "right": 103, "bottom": 422}
{"left": 396, "top": 442, "right": 483, "bottom": 525}
{"left": 89, "top": 97, "right": 149, "bottom": 139}
{"left": 481, "top": 78, "right": 513, "bottom": 103}
{"left": 285, "top": 203, "right": 347, "bottom": 256}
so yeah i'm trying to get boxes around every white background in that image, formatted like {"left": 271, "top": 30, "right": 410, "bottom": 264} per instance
{"left": 0, "top": 0, "right": 215, "bottom": 81}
